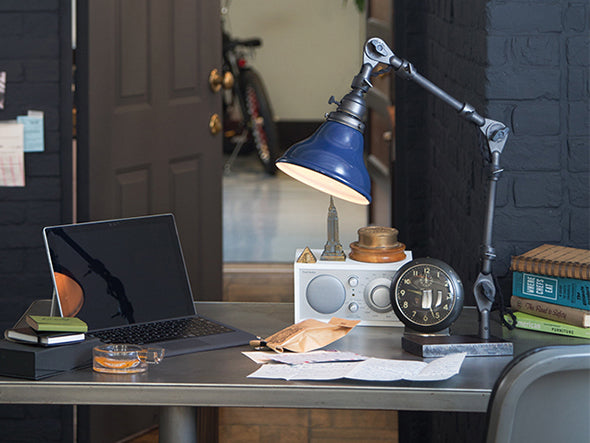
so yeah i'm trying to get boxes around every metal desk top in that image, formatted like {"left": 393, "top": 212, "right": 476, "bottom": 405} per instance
{"left": 0, "top": 302, "right": 584, "bottom": 413}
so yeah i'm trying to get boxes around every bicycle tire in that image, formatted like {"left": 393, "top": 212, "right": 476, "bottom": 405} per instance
{"left": 240, "top": 69, "right": 280, "bottom": 175}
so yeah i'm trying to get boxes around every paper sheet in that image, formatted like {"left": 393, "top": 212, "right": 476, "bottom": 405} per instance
{"left": 17, "top": 111, "right": 44, "bottom": 152}
{"left": 242, "top": 350, "right": 366, "bottom": 365}
{"left": 0, "top": 72, "right": 5, "bottom": 109}
{"left": 247, "top": 352, "right": 467, "bottom": 382}
{"left": 0, "top": 122, "right": 25, "bottom": 187}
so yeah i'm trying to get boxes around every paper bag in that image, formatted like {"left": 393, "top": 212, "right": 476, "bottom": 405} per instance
{"left": 264, "top": 317, "right": 360, "bottom": 353}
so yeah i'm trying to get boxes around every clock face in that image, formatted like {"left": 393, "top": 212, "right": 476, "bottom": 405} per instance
{"left": 390, "top": 258, "right": 464, "bottom": 333}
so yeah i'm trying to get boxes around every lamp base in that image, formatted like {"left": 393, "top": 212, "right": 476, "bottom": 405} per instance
{"left": 402, "top": 334, "right": 513, "bottom": 358}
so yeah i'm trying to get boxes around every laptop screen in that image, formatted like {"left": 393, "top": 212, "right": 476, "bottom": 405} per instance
{"left": 43, "top": 214, "right": 196, "bottom": 330}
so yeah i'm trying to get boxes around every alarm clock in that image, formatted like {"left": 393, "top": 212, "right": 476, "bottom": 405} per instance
{"left": 390, "top": 257, "right": 464, "bottom": 333}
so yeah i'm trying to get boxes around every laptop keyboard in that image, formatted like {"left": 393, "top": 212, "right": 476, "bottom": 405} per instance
{"left": 90, "top": 317, "right": 234, "bottom": 345}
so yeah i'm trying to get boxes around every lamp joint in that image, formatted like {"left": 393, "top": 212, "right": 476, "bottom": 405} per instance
{"left": 396, "top": 60, "right": 415, "bottom": 80}
{"left": 328, "top": 96, "right": 342, "bottom": 107}
{"left": 481, "top": 245, "right": 497, "bottom": 261}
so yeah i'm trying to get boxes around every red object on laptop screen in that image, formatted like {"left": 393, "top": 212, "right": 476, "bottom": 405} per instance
{"left": 54, "top": 272, "right": 84, "bottom": 317}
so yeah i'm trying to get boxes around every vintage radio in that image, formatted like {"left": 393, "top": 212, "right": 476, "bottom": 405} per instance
{"left": 294, "top": 249, "right": 413, "bottom": 326}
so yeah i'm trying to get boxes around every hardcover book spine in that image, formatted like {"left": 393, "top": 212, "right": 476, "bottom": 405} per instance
{"left": 512, "top": 272, "right": 590, "bottom": 311}
{"left": 510, "top": 296, "right": 589, "bottom": 328}
{"left": 508, "top": 312, "right": 590, "bottom": 339}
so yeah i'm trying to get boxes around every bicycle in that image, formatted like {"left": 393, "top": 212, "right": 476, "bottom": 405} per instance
{"left": 221, "top": 17, "right": 280, "bottom": 176}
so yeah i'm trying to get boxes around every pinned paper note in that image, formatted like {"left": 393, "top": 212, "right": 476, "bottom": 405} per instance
{"left": 0, "top": 72, "right": 5, "bottom": 109}
{"left": 0, "top": 121, "right": 25, "bottom": 187}
{"left": 17, "top": 110, "right": 44, "bottom": 152}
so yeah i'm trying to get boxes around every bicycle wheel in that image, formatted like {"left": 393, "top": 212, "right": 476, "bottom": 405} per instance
{"left": 240, "top": 69, "right": 280, "bottom": 175}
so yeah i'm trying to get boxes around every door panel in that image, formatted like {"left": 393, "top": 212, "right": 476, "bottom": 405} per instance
{"left": 77, "top": 0, "right": 222, "bottom": 302}
{"left": 116, "top": 167, "right": 150, "bottom": 217}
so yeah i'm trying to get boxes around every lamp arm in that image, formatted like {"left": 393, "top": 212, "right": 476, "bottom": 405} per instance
{"left": 364, "top": 38, "right": 488, "bottom": 127}
{"left": 363, "top": 38, "right": 511, "bottom": 340}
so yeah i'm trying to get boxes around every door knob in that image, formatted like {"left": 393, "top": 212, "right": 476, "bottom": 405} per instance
{"left": 209, "top": 113, "right": 222, "bottom": 135}
{"left": 209, "top": 69, "right": 234, "bottom": 92}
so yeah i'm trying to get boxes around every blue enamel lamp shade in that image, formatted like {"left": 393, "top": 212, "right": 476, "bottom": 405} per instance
{"left": 276, "top": 120, "right": 371, "bottom": 205}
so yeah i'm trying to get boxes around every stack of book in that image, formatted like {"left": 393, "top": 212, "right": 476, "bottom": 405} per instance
{"left": 509, "top": 244, "right": 590, "bottom": 339}
{"left": 4, "top": 315, "right": 88, "bottom": 346}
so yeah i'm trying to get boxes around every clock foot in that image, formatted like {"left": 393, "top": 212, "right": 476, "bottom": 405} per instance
{"left": 401, "top": 334, "right": 513, "bottom": 358}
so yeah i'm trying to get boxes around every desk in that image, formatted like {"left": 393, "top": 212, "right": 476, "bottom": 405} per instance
{"left": 0, "top": 302, "right": 584, "bottom": 442}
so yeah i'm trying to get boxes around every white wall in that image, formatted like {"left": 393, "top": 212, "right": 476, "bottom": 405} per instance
{"left": 225, "top": 0, "right": 366, "bottom": 121}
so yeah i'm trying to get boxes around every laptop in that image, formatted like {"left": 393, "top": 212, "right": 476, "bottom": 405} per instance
{"left": 42, "top": 214, "right": 255, "bottom": 357}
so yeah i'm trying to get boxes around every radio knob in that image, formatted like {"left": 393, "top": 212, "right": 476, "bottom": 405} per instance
{"left": 348, "top": 302, "right": 359, "bottom": 313}
{"left": 371, "top": 286, "right": 391, "bottom": 309}
{"left": 306, "top": 275, "right": 346, "bottom": 314}
{"left": 348, "top": 277, "right": 359, "bottom": 287}
{"left": 363, "top": 278, "right": 393, "bottom": 313}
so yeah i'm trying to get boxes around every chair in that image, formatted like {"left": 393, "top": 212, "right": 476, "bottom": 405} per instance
{"left": 486, "top": 344, "right": 590, "bottom": 443}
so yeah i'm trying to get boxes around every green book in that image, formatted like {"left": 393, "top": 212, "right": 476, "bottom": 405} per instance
{"left": 25, "top": 315, "right": 88, "bottom": 333}
{"left": 507, "top": 311, "right": 590, "bottom": 339}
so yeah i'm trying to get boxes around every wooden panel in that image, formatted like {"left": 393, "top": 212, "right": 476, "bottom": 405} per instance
{"left": 170, "top": 0, "right": 200, "bottom": 97}
{"left": 222, "top": 263, "right": 294, "bottom": 303}
{"left": 169, "top": 157, "right": 201, "bottom": 298}
{"left": 218, "top": 408, "right": 398, "bottom": 443}
{"left": 370, "top": 0, "right": 392, "bottom": 22}
{"left": 116, "top": 0, "right": 150, "bottom": 104}
{"left": 116, "top": 167, "right": 150, "bottom": 217}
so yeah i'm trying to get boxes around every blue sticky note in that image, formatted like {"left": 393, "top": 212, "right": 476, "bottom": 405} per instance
{"left": 17, "top": 115, "right": 44, "bottom": 152}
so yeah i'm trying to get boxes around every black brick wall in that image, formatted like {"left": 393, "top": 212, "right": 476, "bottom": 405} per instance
{"left": 395, "top": 0, "right": 589, "bottom": 306}
{"left": 0, "top": 0, "right": 73, "bottom": 441}
{"left": 0, "top": 0, "right": 71, "bottom": 331}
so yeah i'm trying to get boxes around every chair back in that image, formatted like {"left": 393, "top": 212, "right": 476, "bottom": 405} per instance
{"left": 486, "top": 344, "right": 590, "bottom": 443}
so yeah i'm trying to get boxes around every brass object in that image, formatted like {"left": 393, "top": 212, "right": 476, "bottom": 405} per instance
{"left": 209, "top": 113, "right": 222, "bottom": 135}
{"left": 297, "top": 247, "right": 317, "bottom": 263}
{"left": 320, "top": 196, "right": 346, "bottom": 261}
{"left": 349, "top": 226, "right": 406, "bottom": 263}
{"left": 208, "top": 69, "right": 234, "bottom": 92}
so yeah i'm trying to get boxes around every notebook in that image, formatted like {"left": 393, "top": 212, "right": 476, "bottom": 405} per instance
{"left": 42, "top": 214, "right": 255, "bottom": 357}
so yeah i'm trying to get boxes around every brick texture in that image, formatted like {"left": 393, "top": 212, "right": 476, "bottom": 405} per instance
{"left": 394, "top": 0, "right": 589, "bottom": 308}
{"left": 0, "top": 0, "right": 72, "bottom": 441}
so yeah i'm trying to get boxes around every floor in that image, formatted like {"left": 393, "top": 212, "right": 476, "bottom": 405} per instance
{"left": 223, "top": 153, "right": 368, "bottom": 263}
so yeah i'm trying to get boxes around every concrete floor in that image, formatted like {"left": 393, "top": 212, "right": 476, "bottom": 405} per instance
{"left": 222, "top": 153, "right": 368, "bottom": 263}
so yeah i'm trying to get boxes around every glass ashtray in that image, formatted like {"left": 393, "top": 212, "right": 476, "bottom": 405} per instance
{"left": 93, "top": 344, "right": 165, "bottom": 374}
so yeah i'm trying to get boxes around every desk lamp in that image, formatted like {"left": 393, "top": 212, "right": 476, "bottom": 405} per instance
{"left": 277, "top": 38, "right": 511, "bottom": 354}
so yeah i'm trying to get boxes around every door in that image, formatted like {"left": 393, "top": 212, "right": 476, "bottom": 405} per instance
{"left": 366, "top": 0, "right": 395, "bottom": 227}
{"left": 76, "top": 0, "right": 223, "bottom": 302}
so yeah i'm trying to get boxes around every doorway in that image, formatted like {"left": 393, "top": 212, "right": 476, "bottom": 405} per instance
{"left": 221, "top": 0, "right": 369, "bottom": 265}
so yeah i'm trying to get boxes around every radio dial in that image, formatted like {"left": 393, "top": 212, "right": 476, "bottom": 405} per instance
{"left": 371, "top": 286, "right": 390, "bottom": 308}
{"left": 364, "top": 278, "right": 394, "bottom": 313}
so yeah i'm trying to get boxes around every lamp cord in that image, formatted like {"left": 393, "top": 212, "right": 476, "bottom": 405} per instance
{"left": 492, "top": 274, "right": 517, "bottom": 330}
{"left": 371, "top": 65, "right": 393, "bottom": 78}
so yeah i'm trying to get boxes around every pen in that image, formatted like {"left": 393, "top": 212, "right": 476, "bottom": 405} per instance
{"left": 249, "top": 337, "right": 268, "bottom": 350}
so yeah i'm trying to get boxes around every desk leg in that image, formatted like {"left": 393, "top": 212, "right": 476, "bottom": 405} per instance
{"left": 159, "top": 406, "right": 197, "bottom": 443}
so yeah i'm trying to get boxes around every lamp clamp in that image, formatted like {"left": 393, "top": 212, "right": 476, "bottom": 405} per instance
{"left": 481, "top": 119, "right": 510, "bottom": 156}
